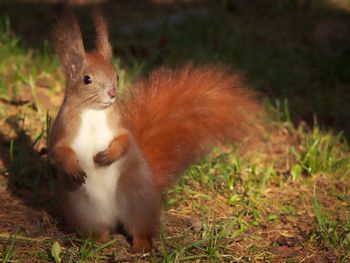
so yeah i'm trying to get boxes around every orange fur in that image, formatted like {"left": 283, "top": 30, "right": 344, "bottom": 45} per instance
{"left": 122, "top": 64, "right": 260, "bottom": 190}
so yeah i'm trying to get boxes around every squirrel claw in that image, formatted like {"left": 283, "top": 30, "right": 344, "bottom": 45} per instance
{"left": 93, "top": 151, "right": 115, "bottom": 167}
{"left": 73, "top": 170, "right": 86, "bottom": 185}
{"left": 69, "top": 168, "right": 86, "bottom": 185}
{"left": 64, "top": 160, "right": 86, "bottom": 185}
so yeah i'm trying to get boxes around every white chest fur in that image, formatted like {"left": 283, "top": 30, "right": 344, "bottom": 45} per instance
{"left": 69, "top": 109, "right": 122, "bottom": 229}
{"left": 72, "top": 109, "right": 114, "bottom": 170}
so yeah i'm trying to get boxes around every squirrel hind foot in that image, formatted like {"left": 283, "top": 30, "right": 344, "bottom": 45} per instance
{"left": 95, "top": 229, "right": 111, "bottom": 243}
{"left": 77, "top": 226, "right": 111, "bottom": 243}
{"left": 131, "top": 236, "right": 152, "bottom": 252}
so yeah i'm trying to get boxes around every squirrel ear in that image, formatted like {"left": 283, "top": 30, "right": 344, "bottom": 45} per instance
{"left": 52, "top": 10, "right": 85, "bottom": 82}
{"left": 93, "top": 11, "right": 112, "bottom": 61}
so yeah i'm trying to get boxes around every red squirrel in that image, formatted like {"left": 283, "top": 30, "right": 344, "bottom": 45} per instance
{"left": 49, "top": 11, "right": 260, "bottom": 252}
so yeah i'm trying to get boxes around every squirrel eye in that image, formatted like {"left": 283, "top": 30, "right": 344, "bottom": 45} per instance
{"left": 83, "top": 75, "right": 92, "bottom": 85}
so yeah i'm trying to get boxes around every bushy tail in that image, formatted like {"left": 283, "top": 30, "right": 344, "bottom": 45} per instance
{"left": 122, "top": 64, "right": 260, "bottom": 190}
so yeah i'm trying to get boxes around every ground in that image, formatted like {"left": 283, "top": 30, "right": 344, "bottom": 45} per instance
{"left": 0, "top": 0, "right": 350, "bottom": 262}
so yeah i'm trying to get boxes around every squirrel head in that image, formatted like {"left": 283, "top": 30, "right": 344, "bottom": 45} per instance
{"left": 52, "top": 11, "right": 118, "bottom": 110}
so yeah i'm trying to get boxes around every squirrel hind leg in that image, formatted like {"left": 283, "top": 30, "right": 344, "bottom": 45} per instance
{"left": 114, "top": 221, "right": 152, "bottom": 252}
{"left": 116, "top": 153, "right": 161, "bottom": 252}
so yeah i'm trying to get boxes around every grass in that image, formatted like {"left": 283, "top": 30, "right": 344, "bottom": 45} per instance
{"left": 312, "top": 196, "right": 350, "bottom": 258}
{"left": 1, "top": 232, "right": 18, "bottom": 263}
{"left": 0, "top": 0, "right": 350, "bottom": 262}
{"left": 293, "top": 125, "right": 349, "bottom": 176}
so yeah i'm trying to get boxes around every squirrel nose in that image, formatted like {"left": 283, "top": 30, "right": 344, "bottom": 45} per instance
{"left": 108, "top": 88, "right": 116, "bottom": 99}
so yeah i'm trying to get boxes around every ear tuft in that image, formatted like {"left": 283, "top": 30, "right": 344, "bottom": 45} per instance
{"left": 93, "top": 10, "right": 112, "bottom": 61}
{"left": 52, "top": 10, "right": 85, "bottom": 82}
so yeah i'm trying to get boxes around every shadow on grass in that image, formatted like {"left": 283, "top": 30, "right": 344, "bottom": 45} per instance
{"left": 0, "top": 113, "right": 65, "bottom": 233}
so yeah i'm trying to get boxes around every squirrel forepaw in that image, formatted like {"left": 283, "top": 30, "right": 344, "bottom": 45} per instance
{"left": 71, "top": 168, "right": 86, "bottom": 185}
{"left": 63, "top": 161, "right": 86, "bottom": 185}
{"left": 93, "top": 150, "right": 115, "bottom": 167}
